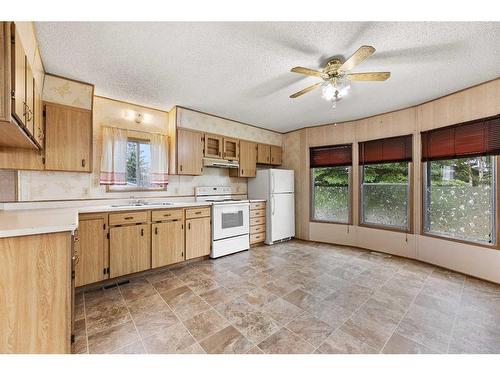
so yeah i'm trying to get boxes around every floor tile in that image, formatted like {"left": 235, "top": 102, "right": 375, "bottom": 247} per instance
{"left": 142, "top": 322, "right": 196, "bottom": 354}
{"left": 240, "top": 287, "right": 279, "bottom": 308}
{"left": 119, "top": 277, "right": 157, "bottom": 302}
{"left": 283, "top": 289, "right": 321, "bottom": 310}
{"left": 258, "top": 328, "right": 315, "bottom": 354}
{"left": 88, "top": 321, "right": 139, "bottom": 354}
{"left": 183, "top": 309, "right": 230, "bottom": 341}
{"left": 200, "top": 325, "right": 254, "bottom": 354}
{"left": 286, "top": 312, "right": 334, "bottom": 347}
{"left": 133, "top": 308, "right": 179, "bottom": 339}
{"left": 111, "top": 341, "right": 146, "bottom": 354}
{"left": 199, "top": 286, "right": 238, "bottom": 306}
{"left": 318, "top": 328, "right": 378, "bottom": 354}
{"left": 85, "top": 303, "right": 131, "bottom": 336}
{"left": 382, "top": 333, "right": 437, "bottom": 354}
{"left": 262, "top": 297, "right": 303, "bottom": 326}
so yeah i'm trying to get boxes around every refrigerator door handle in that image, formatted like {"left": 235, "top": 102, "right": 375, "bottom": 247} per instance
{"left": 272, "top": 173, "right": 276, "bottom": 194}
{"left": 272, "top": 195, "right": 276, "bottom": 215}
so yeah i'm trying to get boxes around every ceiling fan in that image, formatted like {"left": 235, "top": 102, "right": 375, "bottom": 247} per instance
{"left": 289, "top": 45, "right": 390, "bottom": 107}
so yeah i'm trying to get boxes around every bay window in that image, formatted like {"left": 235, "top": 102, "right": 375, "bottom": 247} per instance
{"left": 422, "top": 115, "right": 499, "bottom": 245}
{"left": 310, "top": 144, "right": 352, "bottom": 223}
{"left": 359, "top": 135, "right": 412, "bottom": 231}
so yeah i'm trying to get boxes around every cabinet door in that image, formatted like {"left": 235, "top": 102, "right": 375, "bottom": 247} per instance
{"left": 177, "top": 128, "right": 204, "bottom": 175}
{"left": 270, "top": 145, "right": 282, "bottom": 165}
{"left": 257, "top": 143, "right": 270, "bottom": 164}
{"left": 109, "top": 224, "right": 150, "bottom": 278}
{"left": 33, "top": 83, "right": 44, "bottom": 147}
{"left": 223, "top": 137, "right": 239, "bottom": 161}
{"left": 237, "top": 140, "right": 257, "bottom": 177}
{"left": 75, "top": 218, "right": 106, "bottom": 287}
{"left": 25, "top": 64, "right": 34, "bottom": 136}
{"left": 11, "top": 27, "right": 26, "bottom": 128}
{"left": 204, "top": 133, "right": 222, "bottom": 158}
{"left": 152, "top": 220, "right": 185, "bottom": 267}
{"left": 44, "top": 103, "right": 92, "bottom": 172}
{"left": 185, "top": 217, "right": 211, "bottom": 260}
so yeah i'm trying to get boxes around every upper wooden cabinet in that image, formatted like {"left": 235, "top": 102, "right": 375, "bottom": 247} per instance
{"left": 177, "top": 128, "right": 204, "bottom": 175}
{"left": 270, "top": 145, "right": 282, "bottom": 165}
{"left": 257, "top": 143, "right": 270, "bottom": 164}
{"left": 223, "top": 137, "right": 239, "bottom": 161}
{"left": 44, "top": 103, "right": 92, "bottom": 172}
{"left": 204, "top": 133, "right": 222, "bottom": 158}
{"left": 230, "top": 140, "right": 257, "bottom": 178}
{"left": 0, "top": 23, "right": 42, "bottom": 150}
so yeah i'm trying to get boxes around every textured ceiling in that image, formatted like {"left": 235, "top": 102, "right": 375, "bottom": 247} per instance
{"left": 35, "top": 22, "right": 500, "bottom": 132}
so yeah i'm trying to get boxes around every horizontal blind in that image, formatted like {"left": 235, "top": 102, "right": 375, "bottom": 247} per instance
{"left": 421, "top": 114, "right": 500, "bottom": 161}
{"left": 310, "top": 144, "right": 352, "bottom": 168}
{"left": 359, "top": 135, "right": 412, "bottom": 165}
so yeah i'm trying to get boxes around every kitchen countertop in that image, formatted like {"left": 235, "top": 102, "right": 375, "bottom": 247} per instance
{"left": 249, "top": 199, "right": 267, "bottom": 202}
{"left": 0, "top": 208, "right": 79, "bottom": 238}
{"left": 0, "top": 201, "right": 212, "bottom": 238}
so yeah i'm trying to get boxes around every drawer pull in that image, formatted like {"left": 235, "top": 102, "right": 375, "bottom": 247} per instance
{"left": 194, "top": 211, "right": 202, "bottom": 215}
{"left": 155, "top": 227, "right": 158, "bottom": 235}
{"left": 140, "top": 228, "right": 144, "bottom": 236}
{"left": 124, "top": 216, "right": 133, "bottom": 220}
{"left": 163, "top": 213, "right": 171, "bottom": 217}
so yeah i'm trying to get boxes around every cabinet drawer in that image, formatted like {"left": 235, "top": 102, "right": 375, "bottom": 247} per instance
{"left": 249, "top": 209, "right": 266, "bottom": 218}
{"left": 109, "top": 211, "right": 148, "bottom": 226}
{"left": 250, "top": 216, "right": 266, "bottom": 226}
{"left": 151, "top": 209, "right": 184, "bottom": 222}
{"left": 250, "top": 232, "right": 265, "bottom": 244}
{"left": 185, "top": 207, "right": 211, "bottom": 219}
{"left": 250, "top": 224, "right": 265, "bottom": 235}
{"left": 250, "top": 201, "right": 266, "bottom": 210}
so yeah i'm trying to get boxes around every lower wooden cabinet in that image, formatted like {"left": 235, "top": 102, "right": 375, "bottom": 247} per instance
{"left": 152, "top": 220, "right": 185, "bottom": 267}
{"left": 109, "top": 224, "right": 150, "bottom": 278}
{"left": 0, "top": 231, "right": 72, "bottom": 353}
{"left": 75, "top": 216, "right": 107, "bottom": 287}
{"left": 185, "top": 217, "right": 211, "bottom": 260}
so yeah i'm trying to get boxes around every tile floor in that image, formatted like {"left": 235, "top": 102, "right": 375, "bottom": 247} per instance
{"left": 73, "top": 240, "right": 500, "bottom": 354}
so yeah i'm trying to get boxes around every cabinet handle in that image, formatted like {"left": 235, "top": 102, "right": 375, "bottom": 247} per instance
{"left": 241, "top": 169, "right": 244, "bottom": 175}
{"left": 180, "top": 165, "right": 183, "bottom": 172}
{"left": 163, "top": 213, "right": 171, "bottom": 217}
{"left": 181, "top": 224, "right": 184, "bottom": 229}
{"left": 140, "top": 228, "right": 144, "bottom": 236}
{"left": 188, "top": 222, "right": 191, "bottom": 230}
{"left": 124, "top": 216, "right": 133, "bottom": 220}
{"left": 81, "top": 159, "right": 86, "bottom": 168}
{"left": 195, "top": 211, "right": 202, "bottom": 215}
{"left": 154, "top": 227, "right": 158, "bottom": 235}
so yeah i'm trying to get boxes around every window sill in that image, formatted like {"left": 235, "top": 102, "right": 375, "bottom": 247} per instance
{"left": 310, "top": 219, "right": 351, "bottom": 226}
{"left": 421, "top": 232, "right": 498, "bottom": 250}
{"left": 359, "top": 223, "right": 412, "bottom": 234}
{"left": 106, "top": 186, "right": 167, "bottom": 193}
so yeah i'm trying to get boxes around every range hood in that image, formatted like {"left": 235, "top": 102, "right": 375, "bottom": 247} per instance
{"left": 203, "top": 157, "right": 239, "bottom": 169}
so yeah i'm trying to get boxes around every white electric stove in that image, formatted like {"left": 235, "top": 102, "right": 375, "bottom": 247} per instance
{"left": 195, "top": 187, "right": 250, "bottom": 258}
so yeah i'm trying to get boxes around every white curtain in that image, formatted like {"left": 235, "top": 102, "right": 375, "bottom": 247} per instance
{"left": 150, "top": 134, "right": 169, "bottom": 186}
{"left": 99, "top": 127, "right": 128, "bottom": 185}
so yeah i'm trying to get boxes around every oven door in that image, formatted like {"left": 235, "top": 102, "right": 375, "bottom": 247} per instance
{"left": 212, "top": 203, "right": 250, "bottom": 240}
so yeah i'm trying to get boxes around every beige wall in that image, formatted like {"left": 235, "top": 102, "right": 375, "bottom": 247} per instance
{"left": 17, "top": 92, "right": 247, "bottom": 201}
{"left": 283, "top": 79, "right": 500, "bottom": 283}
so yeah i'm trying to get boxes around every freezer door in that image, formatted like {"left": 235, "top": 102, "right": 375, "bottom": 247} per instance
{"left": 268, "top": 192, "right": 295, "bottom": 243}
{"left": 270, "top": 169, "right": 294, "bottom": 194}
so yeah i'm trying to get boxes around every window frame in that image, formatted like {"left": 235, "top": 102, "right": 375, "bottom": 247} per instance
{"left": 358, "top": 161, "right": 413, "bottom": 234}
{"left": 421, "top": 155, "right": 498, "bottom": 248}
{"left": 107, "top": 137, "right": 166, "bottom": 192}
{"left": 309, "top": 165, "right": 353, "bottom": 225}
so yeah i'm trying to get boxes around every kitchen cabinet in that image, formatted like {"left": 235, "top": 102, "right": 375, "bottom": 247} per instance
{"left": 185, "top": 216, "right": 211, "bottom": 260}
{"left": 25, "top": 62, "right": 34, "bottom": 136}
{"left": 223, "top": 137, "right": 239, "bottom": 161}
{"left": 0, "top": 231, "right": 72, "bottom": 353}
{"left": 109, "top": 224, "right": 150, "bottom": 278}
{"left": 44, "top": 102, "right": 92, "bottom": 172}
{"left": 33, "top": 82, "right": 44, "bottom": 146}
{"left": 152, "top": 220, "right": 185, "bottom": 267}
{"left": 249, "top": 201, "right": 266, "bottom": 245}
{"left": 11, "top": 26, "right": 26, "bottom": 130}
{"left": 204, "top": 133, "right": 223, "bottom": 158}
{"left": 270, "top": 145, "right": 282, "bottom": 165}
{"left": 177, "top": 128, "right": 204, "bottom": 175}
{"left": 75, "top": 214, "right": 108, "bottom": 288}
{"left": 230, "top": 140, "right": 257, "bottom": 178}
{"left": 257, "top": 143, "right": 270, "bottom": 164}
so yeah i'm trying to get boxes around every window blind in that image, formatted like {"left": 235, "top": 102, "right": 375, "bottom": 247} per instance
{"left": 359, "top": 135, "right": 412, "bottom": 165}
{"left": 421, "top": 114, "right": 500, "bottom": 161}
{"left": 310, "top": 144, "right": 352, "bottom": 168}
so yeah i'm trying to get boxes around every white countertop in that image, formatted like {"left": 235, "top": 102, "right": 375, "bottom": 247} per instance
{"left": 0, "top": 201, "right": 213, "bottom": 238}
{"left": 0, "top": 208, "right": 79, "bottom": 238}
{"left": 249, "top": 199, "right": 267, "bottom": 202}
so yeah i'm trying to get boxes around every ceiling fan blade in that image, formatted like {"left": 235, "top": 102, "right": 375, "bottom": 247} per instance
{"left": 339, "top": 45, "right": 376, "bottom": 72}
{"left": 290, "top": 66, "right": 325, "bottom": 78}
{"left": 289, "top": 82, "right": 322, "bottom": 98}
{"left": 346, "top": 72, "right": 391, "bottom": 81}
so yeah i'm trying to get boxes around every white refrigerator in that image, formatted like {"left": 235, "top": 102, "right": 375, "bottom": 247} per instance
{"left": 248, "top": 169, "right": 295, "bottom": 245}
